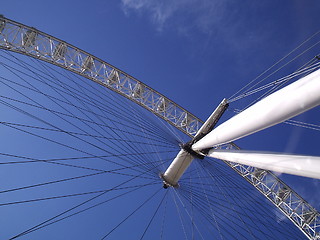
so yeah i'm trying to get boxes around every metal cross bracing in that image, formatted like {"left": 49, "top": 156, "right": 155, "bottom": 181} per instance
{"left": 0, "top": 15, "right": 319, "bottom": 239}
{"left": 0, "top": 16, "right": 201, "bottom": 137}
{"left": 223, "top": 155, "right": 320, "bottom": 239}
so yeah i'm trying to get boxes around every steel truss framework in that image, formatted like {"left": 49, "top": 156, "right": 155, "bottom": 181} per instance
{"left": 0, "top": 16, "right": 319, "bottom": 239}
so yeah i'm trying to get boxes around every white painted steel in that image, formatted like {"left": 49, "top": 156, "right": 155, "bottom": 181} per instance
{"left": 192, "top": 69, "right": 320, "bottom": 151}
{"left": 207, "top": 149, "right": 320, "bottom": 179}
{"left": 162, "top": 149, "right": 194, "bottom": 187}
{"left": 162, "top": 99, "right": 228, "bottom": 187}
{"left": 193, "top": 98, "right": 228, "bottom": 140}
{"left": 0, "top": 17, "right": 202, "bottom": 138}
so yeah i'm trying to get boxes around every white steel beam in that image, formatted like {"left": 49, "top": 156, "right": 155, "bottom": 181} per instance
{"left": 207, "top": 149, "right": 320, "bottom": 179}
{"left": 192, "top": 98, "right": 228, "bottom": 143}
{"left": 192, "top": 69, "right": 320, "bottom": 151}
{"left": 222, "top": 150, "right": 320, "bottom": 240}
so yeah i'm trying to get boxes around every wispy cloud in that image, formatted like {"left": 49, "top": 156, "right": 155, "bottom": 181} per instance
{"left": 121, "top": 0, "right": 225, "bottom": 34}
{"left": 120, "top": 0, "right": 271, "bottom": 64}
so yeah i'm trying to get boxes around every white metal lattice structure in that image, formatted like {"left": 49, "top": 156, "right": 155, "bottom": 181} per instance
{"left": 0, "top": 15, "right": 319, "bottom": 239}
{"left": 225, "top": 144, "right": 320, "bottom": 240}
{"left": 0, "top": 16, "right": 201, "bottom": 137}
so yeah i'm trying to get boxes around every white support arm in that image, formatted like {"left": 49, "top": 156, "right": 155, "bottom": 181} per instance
{"left": 192, "top": 69, "right": 320, "bottom": 151}
{"left": 207, "top": 149, "right": 320, "bottom": 179}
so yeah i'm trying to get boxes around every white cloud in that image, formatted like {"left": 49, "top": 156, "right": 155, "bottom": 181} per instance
{"left": 120, "top": 0, "right": 271, "bottom": 63}
{"left": 121, "top": 0, "right": 225, "bottom": 33}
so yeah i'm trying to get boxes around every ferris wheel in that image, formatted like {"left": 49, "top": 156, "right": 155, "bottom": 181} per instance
{"left": 0, "top": 15, "right": 319, "bottom": 239}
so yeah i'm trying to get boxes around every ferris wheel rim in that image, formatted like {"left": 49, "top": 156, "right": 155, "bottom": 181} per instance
{"left": 0, "top": 16, "right": 203, "bottom": 138}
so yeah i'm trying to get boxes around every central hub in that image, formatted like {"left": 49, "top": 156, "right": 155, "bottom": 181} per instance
{"left": 160, "top": 143, "right": 204, "bottom": 189}
{"left": 160, "top": 99, "right": 229, "bottom": 188}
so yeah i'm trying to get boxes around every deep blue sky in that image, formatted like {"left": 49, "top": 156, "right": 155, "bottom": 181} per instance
{"left": 1, "top": 1, "right": 320, "bottom": 239}
{"left": 3, "top": 1, "right": 319, "bottom": 117}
